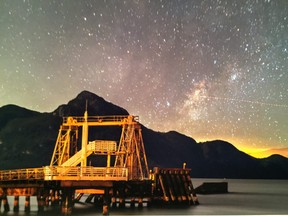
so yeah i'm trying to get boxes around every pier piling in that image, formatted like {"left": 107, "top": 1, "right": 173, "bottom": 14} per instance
{"left": 13, "top": 196, "right": 19, "bottom": 212}
{"left": 24, "top": 196, "right": 30, "bottom": 213}
{"left": 111, "top": 196, "right": 117, "bottom": 208}
{"left": 118, "top": 197, "right": 125, "bottom": 208}
{"left": 138, "top": 197, "right": 143, "bottom": 208}
{"left": 37, "top": 195, "right": 45, "bottom": 212}
{"left": 102, "top": 188, "right": 110, "bottom": 215}
{"left": 3, "top": 195, "right": 10, "bottom": 212}
{"left": 130, "top": 197, "right": 135, "bottom": 208}
{"left": 51, "top": 190, "right": 60, "bottom": 206}
{"left": 61, "top": 189, "right": 74, "bottom": 215}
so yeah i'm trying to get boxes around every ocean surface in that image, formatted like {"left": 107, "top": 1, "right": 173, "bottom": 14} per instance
{"left": 1, "top": 178, "right": 288, "bottom": 215}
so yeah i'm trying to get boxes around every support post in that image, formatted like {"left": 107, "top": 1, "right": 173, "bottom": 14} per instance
{"left": 147, "top": 197, "right": 152, "bottom": 207}
{"left": 130, "top": 197, "right": 135, "bottom": 208}
{"left": 45, "top": 195, "right": 50, "bottom": 206}
{"left": 51, "top": 190, "right": 60, "bottom": 206}
{"left": 93, "top": 195, "right": 102, "bottom": 207}
{"left": 61, "top": 189, "right": 73, "bottom": 215}
{"left": 107, "top": 153, "right": 111, "bottom": 168}
{"left": 3, "top": 195, "right": 10, "bottom": 212}
{"left": 24, "top": 196, "right": 31, "bottom": 213}
{"left": 119, "top": 197, "right": 125, "bottom": 208}
{"left": 37, "top": 195, "right": 45, "bottom": 212}
{"left": 13, "top": 196, "right": 19, "bottom": 212}
{"left": 138, "top": 197, "right": 143, "bottom": 208}
{"left": 111, "top": 187, "right": 117, "bottom": 208}
{"left": 81, "top": 110, "right": 88, "bottom": 167}
{"left": 102, "top": 188, "right": 110, "bottom": 215}
{"left": 111, "top": 196, "right": 117, "bottom": 208}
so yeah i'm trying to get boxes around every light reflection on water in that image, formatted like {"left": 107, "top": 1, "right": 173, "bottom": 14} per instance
{"left": 1, "top": 179, "right": 288, "bottom": 215}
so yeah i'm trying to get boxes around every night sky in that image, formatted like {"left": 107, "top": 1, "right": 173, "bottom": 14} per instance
{"left": 1, "top": 0, "right": 287, "bottom": 157}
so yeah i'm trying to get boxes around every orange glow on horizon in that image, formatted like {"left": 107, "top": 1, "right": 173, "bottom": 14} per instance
{"left": 195, "top": 136, "right": 288, "bottom": 159}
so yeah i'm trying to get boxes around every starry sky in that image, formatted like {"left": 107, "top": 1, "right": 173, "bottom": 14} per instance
{"left": 1, "top": 0, "right": 287, "bottom": 157}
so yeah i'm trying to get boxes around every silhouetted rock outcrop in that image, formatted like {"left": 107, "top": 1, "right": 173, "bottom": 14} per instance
{"left": 53, "top": 90, "right": 129, "bottom": 117}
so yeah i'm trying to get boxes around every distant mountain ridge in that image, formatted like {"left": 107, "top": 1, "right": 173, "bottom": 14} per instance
{"left": 1, "top": 91, "right": 288, "bottom": 179}
{"left": 54, "top": 90, "right": 129, "bottom": 117}
{"left": 248, "top": 147, "right": 288, "bottom": 158}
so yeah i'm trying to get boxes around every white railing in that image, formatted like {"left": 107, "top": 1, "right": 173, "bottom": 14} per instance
{"left": 0, "top": 166, "right": 128, "bottom": 182}
{"left": 43, "top": 166, "right": 128, "bottom": 181}
{"left": 88, "top": 140, "right": 117, "bottom": 153}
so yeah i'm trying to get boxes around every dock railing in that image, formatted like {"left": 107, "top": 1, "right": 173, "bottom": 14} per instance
{"left": 0, "top": 168, "right": 45, "bottom": 181}
{"left": 44, "top": 166, "right": 128, "bottom": 181}
{"left": 0, "top": 166, "right": 128, "bottom": 182}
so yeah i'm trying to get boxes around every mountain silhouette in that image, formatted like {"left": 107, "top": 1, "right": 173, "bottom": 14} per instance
{"left": 0, "top": 91, "right": 288, "bottom": 179}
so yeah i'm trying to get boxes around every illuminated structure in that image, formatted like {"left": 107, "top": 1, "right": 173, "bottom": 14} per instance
{"left": 49, "top": 112, "right": 149, "bottom": 181}
{"left": 0, "top": 111, "right": 198, "bottom": 215}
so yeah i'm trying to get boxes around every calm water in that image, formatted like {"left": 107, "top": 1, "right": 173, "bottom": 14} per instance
{"left": 1, "top": 179, "right": 288, "bottom": 215}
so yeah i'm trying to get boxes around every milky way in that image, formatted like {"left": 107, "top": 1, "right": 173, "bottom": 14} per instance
{"left": 1, "top": 0, "right": 287, "bottom": 156}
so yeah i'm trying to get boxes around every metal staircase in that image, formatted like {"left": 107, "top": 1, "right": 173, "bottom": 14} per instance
{"left": 61, "top": 142, "right": 92, "bottom": 167}
{"left": 61, "top": 140, "right": 117, "bottom": 167}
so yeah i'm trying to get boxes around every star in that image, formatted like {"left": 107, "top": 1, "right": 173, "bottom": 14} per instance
{"left": 0, "top": 0, "right": 287, "bottom": 157}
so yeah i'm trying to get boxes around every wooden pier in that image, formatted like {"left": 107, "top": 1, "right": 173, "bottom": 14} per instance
{"left": 0, "top": 112, "right": 198, "bottom": 214}
{"left": 152, "top": 167, "right": 199, "bottom": 205}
